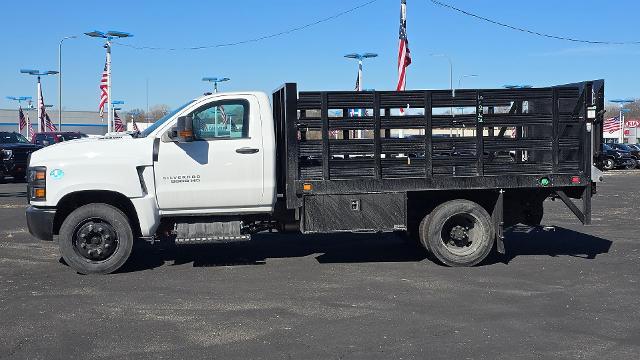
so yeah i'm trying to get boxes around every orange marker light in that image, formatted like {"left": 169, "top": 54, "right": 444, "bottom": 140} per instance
{"left": 35, "top": 171, "right": 45, "bottom": 180}
{"left": 303, "top": 184, "right": 312, "bottom": 191}
{"left": 34, "top": 188, "right": 46, "bottom": 198}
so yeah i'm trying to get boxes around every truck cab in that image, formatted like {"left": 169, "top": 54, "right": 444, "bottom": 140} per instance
{"left": 26, "top": 91, "right": 277, "bottom": 273}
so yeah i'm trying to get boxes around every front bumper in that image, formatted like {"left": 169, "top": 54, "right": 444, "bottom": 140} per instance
{"left": 3, "top": 161, "right": 27, "bottom": 176}
{"left": 26, "top": 206, "right": 56, "bottom": 241}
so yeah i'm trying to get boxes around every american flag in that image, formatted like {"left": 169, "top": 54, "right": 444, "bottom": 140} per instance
{"left": 98, "top": 60, "right": 108, "bottom": 118}
{"left": 219, "top": 105, "right": 228, "bottom": 126}
{"left": 603, "top": 116, "right": 621, "bottom": 134}
{"left": 18, "top": 107, "right": 26, "bottom": 131}
{"left": 113, "top": 110, "right": 125, "bottom": 132}
{"left": 396, "top": 0, "right": 411, "bottom": 92}
{"left": 38, "top": 85, "right": 57, "bottom": 132}
{"left": 132, "top": 117, "right": 140, "bottom": 132}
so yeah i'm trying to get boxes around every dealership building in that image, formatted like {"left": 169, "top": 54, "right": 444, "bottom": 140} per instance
{"left": 0, "top": 108, "right": 108, "bottom": 136}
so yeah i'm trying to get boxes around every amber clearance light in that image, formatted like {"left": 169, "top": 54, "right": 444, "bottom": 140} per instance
{"left": 34, "top": 188, "right": 46, "bottom": 199}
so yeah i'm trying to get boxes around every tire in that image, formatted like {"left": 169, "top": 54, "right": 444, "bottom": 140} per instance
{"left": 625, "top": 162, "right": 636, "bottom": 170}
{"left": 58, "top": 203, "right": 134, "bottom": 274}
{"left": 421, "top": 199, "right": 495, "bottom": 267}
{"left": 522, "top": 200, "right": 544, "bottom": 226}
{"left": 418, "top": 212, "right": 431, "bottom": 252}
{"left": 603, "top": 158, "right": 615, "bottom": 171}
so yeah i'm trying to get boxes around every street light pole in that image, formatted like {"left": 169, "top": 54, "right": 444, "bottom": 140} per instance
{"left": 20, "top": 69, "right": 58, "bottom": 132}
{"left": 344, "top": 53, "right": 377, "bottom": 139}
{"left": 344, "top": 53, "right": 378, "bottom": 91}
{"left": 85, "top": 30, "right": 133, "bottom": 134}
{"left": 456, "top": 75, "right": 479, "bottom": 137}
{"left": 58, "top": 35, "right": 77, "bottom": 130}
{"left": 5, "top": 96, "right": 32, "bottom": 133}
{"left": 610, "top": 99, "right": 634, "bottom": 144}
{"left": 202, "top": 77, "right": 230, "bottom": 93}
{"left": 458, "top": 74, "right": 479, "bottom": 90}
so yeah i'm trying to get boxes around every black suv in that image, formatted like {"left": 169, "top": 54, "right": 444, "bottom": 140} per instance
{"left": 0, "top": 132, "right": 42, "bottom": 182}
{"left": 609, "top": 143, "right": 640, "bottom": 169}
{"left": 598, "top": 143, "right": 636, "bottom": 170}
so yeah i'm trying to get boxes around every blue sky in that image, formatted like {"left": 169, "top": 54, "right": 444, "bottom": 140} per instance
{"left": 0, "top": 0, "right": 639, "bottom": 112}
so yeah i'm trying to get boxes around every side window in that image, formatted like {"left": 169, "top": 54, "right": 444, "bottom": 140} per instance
{"left": 191, "top": 100, "right": 249, "bottom": 140}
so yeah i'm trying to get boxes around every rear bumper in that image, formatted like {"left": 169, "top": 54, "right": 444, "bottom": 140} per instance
{"left": 26, "top": 206, "right": 56, "bottom": 241}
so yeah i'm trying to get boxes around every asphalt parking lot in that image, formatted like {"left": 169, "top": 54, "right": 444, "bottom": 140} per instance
{"left": 1, "top": 173, "right": 639, "bottom": 359}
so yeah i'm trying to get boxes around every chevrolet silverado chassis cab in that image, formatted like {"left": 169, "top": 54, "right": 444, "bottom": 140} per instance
{"left": 26, "top": 81, "right": 604, "bottom": 274}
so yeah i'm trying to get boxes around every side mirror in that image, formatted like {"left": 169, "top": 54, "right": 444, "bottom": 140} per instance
{"left": 173, "top": 116, "right": 194, "bottom": 143}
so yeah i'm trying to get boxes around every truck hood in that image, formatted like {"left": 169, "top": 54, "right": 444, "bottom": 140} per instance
{"left": 28, "top": 136, "right": 158, "bottom": 207}
{"left": 29, "top": 136, "right": 156, "bottom": 168}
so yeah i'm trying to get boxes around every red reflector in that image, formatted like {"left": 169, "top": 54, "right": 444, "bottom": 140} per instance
{"left": 571, "top": 176, "right": 581, "bottom": 183}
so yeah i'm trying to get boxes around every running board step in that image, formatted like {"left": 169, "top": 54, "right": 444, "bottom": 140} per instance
{"left": 174, "top": 220, "right": 250, "bottom": 244}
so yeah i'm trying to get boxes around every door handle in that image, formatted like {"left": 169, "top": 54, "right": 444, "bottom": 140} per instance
{"left": 236, "top": 147, "right": 260, "bottom": 154}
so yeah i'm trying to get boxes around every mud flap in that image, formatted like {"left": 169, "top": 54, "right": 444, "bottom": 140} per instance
{"left": 492, "top": 190, "right": 505, "bottom": 254}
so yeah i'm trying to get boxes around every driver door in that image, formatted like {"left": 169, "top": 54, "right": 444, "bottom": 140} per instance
{"left": 153, "top": 95, "right": 264, "bottom": 212}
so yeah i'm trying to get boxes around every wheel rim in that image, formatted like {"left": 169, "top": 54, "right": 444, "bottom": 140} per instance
{"left": 440, "top": 213, "right": 483, "bottom": 256}
{"left": 605, "top": 160, "right": 614, "bottom": 169}
{"left": 72, "top": 218, "right": 119, "bottom": 262}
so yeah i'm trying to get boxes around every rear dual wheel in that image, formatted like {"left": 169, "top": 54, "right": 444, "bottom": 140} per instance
{"left": 419, "top": 199, "right": 495, "bottom": 267}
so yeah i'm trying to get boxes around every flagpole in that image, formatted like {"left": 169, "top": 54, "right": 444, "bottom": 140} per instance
{"left": 37, "top": 76, "right": 42, "bottom": 133}
{"left": 620, "top": 109, "right": 624, "bottom": 143}
{"left": 106, "top": 39, "right": 112, "bottom": 134}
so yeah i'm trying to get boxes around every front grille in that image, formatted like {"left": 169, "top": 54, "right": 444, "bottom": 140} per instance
{"left": 12, "top": 150, "right": 30, "bottom": 165}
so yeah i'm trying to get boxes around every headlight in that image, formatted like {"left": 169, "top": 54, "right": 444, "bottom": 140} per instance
{"left": 27, "top": 166, "right": 47, "bottom": 202}
{"left": 1, "top": 149, "right": 12, "bottom": 160}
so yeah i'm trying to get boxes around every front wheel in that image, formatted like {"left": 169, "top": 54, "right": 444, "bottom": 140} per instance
{"left": 625, "top": 161, "right": 636, "bottom": 170}
{"left": 58, "top": 203, "right": 134, "bottom": 274}
{"left": 421, "top": 199, "right": 495, "bottom": 267}
{"left": 602, "top": 158, "right": 615, "bottom": 171}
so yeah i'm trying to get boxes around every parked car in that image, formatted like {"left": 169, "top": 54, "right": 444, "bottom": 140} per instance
{"left": 598, "top": 143, "right": 636, "bottom": 170}
{"left": 0, "top": 132, "right": 42, "bottom": 182}
{"left": 32, "top": 131, "right": 88, "bottom": 147}
{"left": 610, "top": 143, "right": 640, "bottom": 168}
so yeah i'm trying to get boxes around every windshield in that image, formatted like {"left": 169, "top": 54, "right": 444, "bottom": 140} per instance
{"left": 602, "top": 144, "right": 612, "bottom": 151}
{"left": 616, "top": 144, "right": 632, "bottom": 151}
{"left": 0, "top": 132, "right": 29, "bottom": 144}
{"left": 140, "top": 100, "right": 195, "bottom": 137}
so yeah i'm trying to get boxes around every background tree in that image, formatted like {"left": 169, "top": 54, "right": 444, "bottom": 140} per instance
{"left": 148, "top": 105, "right": 170, "bottom": 121}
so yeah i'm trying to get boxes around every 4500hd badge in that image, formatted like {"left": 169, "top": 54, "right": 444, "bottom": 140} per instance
{"left": 163, "top": 175, "right": 201, "bottom": 184}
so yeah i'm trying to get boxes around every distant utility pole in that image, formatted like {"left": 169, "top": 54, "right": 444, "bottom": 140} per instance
{"left": 58, "top": 35, "right": 77, "bottom": 130}
{"left": 85, "top": 30, "right": 133, "bottom": 133}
